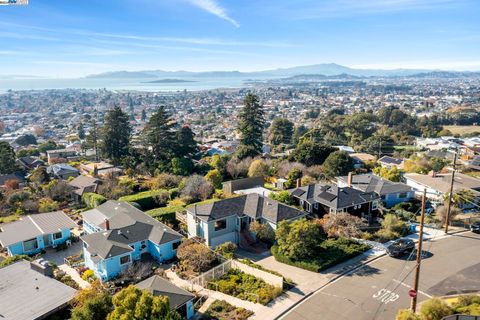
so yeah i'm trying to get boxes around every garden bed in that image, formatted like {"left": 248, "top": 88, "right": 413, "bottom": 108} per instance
{"left": 272, "top": 237, "right": 370, "bottom": 273}
{"left": 203, "top": 300, "right": 253, "bottom": 320}
{"left": 206, "top": 268, "right": 282, "bottom": 305}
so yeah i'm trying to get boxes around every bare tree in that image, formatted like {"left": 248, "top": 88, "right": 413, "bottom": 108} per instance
{"left": 319, "top": 213, "right": 366, "bottom": 238}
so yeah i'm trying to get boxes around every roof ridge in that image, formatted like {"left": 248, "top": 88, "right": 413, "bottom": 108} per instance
{"left": 27, "top": 215, "right": 45, "bottom": 234}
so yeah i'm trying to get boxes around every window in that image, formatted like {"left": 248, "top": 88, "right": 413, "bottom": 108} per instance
{"left": 120, "top": 255, "right": 130, "bottom": 265}
{"left": 53, "top": 232, "right": 63, "bottom": 240}
{"left": 314, "top": 203, "right": 319, "bottom": 210}
{"left": 399, "top": 192, "right": 408, "bottom": 199}
{"left": 214, "top": 219, "right": 227, "bottom": 231}
{"left": 172, "top": 241, "right": 180, "bottom": 250}
{"left": 23, "top": 238, "right": 38, "bottom": 252}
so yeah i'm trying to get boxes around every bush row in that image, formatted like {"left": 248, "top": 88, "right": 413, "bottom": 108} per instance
{"left": 119, "top": 189, "right": 176, "bottom": 210}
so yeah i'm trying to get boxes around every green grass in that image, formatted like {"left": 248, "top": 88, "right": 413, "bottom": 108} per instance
{"left": 119, "top": 189, "right": 169, "bottom": 210}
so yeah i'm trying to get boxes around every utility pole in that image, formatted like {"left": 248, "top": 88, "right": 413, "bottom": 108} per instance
{"left": 411, "top": 188, "right": 427, "bottom": 313}
{"left": 445, "top": 151, "right": 457, "bottom": 234}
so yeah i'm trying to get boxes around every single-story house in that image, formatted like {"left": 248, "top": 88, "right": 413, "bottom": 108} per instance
{"left": 16, "top": 156, "right": 45, "bottom": 171}
{"left": 186, "top": 193, "right": 306, "bottom": 248}
{"left": 403, "top": 172, "right": 480, "bottom": 207}
{"left": 68, "top": 175, "right": 101, "bottom": 202}
{"left": 222, "top": 176, "right": 264, "bottom": 195}
{"left": 47, "top": 163, "right": 80, "bottom": 180}
{"left": 290, "top": 183, "right": 380, "bottom": 223}
{"left": 0, "top": 211, "right": 77, "bottom": 256}
{"left": 0, "top": 172, "right": 26, "bottom": 189}
{"left": 378, "top": 156, "right": 404, "bottom": 170}
{"left": 81, "top": 201, "right": 183, "bottom": 281}
{"left": 0, "top": 260, "right": 77, "bottom": 320}
{"left": 136, "top": 275, "right": 195, "bottom": 319}
{"left": 337, "top": 173, "right": 414, "bottom": 208}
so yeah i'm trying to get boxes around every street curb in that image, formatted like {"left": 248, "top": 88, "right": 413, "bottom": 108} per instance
{"left": 274, "top": 252, "right": 386, "bottom": 320}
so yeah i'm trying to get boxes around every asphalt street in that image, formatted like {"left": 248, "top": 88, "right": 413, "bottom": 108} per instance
{"left": 281, "top": 231, "right": 480, "bottom": 320}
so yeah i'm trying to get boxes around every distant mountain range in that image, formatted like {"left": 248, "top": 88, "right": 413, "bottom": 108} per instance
{"left": 85, "top": 63, "right": 480, "bottom": 80}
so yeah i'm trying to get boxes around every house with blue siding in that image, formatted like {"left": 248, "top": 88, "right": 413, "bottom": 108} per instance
{"left": 0, "top": 211, "right": 77, "bottom": 256}
{"left": 337, "top": 173, "right": 414, "bottom": 208}
{"left": 186, "top": 194, "right": 306, "bottom": 248}
{"left": 81, "top": 201, "right": 183, "bottom": 281}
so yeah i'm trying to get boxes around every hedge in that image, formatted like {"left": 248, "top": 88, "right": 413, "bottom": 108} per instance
{"left": 119, "top": 189, "right": 169, "bottom": 210}
{"left": 271, "top": 238, "right": 370, "bottom": 273}
{"left": 146, "top": 205, "right": 184, "bottom": 226}
{"left": 82, "top": 192, "right": 107, "bottom": 209}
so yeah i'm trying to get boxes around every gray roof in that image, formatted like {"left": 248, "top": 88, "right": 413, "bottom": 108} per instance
{"left": 46, "top": 163, "right": 79, "bottom": 176}
{"left": 81, "top": 201, "right": 182, "bottom": 259}
{"left": 338, "top": 174, "right": 412, "bottom": 196}
{"left": 290, "top": 183, "right": 380, "bottom": 210}
{"left": 404, "top": 172, "right": 480, "bottom": 195}
{"left": 136, "top": 275, "right": 194, "bottom": 310}
{"left": 0, "top": 260, "right": 77, "bottom": 320}
{"left": 68, "top": 175, "right": 100, "bottom": 189}
{"left": 186, "top": 194, "right": 305, "bottom": 224}
{"left": 0, "top": 211, "right": 77, "bottom": 247}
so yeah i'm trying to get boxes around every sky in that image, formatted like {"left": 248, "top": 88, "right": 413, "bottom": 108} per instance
{"left": 0, "top": 0, "right": 479, "bottom": 77}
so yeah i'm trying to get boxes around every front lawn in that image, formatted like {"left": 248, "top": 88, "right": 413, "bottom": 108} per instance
{"left": 272, "top": 237, "right": 370, "bottom": 273}
{"left": 204, "top": 300, "right": 253, "bottom": 320}
{"left": 207, "top": 269, "right": 282, "bottom": 305}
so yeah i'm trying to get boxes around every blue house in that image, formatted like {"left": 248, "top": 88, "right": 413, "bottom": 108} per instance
{"left": 0, "top": 211, "right": 77, "bottom": 256}
{"left": 337, "top": 173, "right": 414, "bottom": 208}
{"left": 81, "top": 201, "right": 183, "bottom": 281}
{"left": 186, "top": 193, "right": 306, "bottom": 248}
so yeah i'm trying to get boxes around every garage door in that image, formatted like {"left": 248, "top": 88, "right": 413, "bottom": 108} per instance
{"left": 210, "top": 232, "right": 237, "bottom": 248}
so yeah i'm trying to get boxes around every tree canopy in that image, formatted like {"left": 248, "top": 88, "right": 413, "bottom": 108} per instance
{"left": 0, "top": 141, "right": 19, "bottom": 174}
{"left": 100, "top": 106, "right": 132, "bottom": 166}
{"left": 237, "top": 94, "right": 265, "bottom": 156}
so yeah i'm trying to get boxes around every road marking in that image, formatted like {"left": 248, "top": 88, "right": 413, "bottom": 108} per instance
{"left": 372, "top": 288, "right": 399, "bottom": 304}
{"left": 392, "top": 279, "right": 433, "bottom": 298}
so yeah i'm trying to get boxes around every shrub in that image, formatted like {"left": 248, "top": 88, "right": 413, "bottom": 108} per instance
{"left": 269, "top": 191, "right": 295, "bottom": 205}
{"left": 82, "top": 192, "right": 107, "bottom": 208}
{"left": 374, "top": 228, "right": 400, "bottom": 243}
{"left": 420, "top": 297, "right": 453, "bottom": 320}
{"left": 38, "top": 197, "right": 59, "bottom": 213}
{"left": 152, "top": 190, "right": 171, "bottom": 207}
{"left": 319, "top": 213, "right": 366, "bottom": 238}
{"left": 0, "top": 255, "right": 32, "bottom": 267}
{"left": 81, "top": 269, "right": 96, "bottom": 282}
{"left": 382, "top": 214, "right": 410, "bottom": 236}
{"left": 395, "top": 309, "right": 421, "bottom": 320}
{"left": 177, "top": 238, "right": 216, "bottom": 273}
{"left": 215, "top": 242, "right": 237, "bottom": 259}
{"left": 146, "top": 206, "right": 183, "bottom": 227}
{"left": 249, "top": 220, "right": 275, "bottom": 243}
{"left": 207, "top": 269, "right": 282, "bottom": 305}
{"left": 144, "top": 173, "right": 182, "bottom": 190}
{"left": 206, "top": 300, "right": 253, "bottom": 320}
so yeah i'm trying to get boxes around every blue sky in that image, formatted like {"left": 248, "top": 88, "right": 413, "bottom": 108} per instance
{"left": 0, "top": 0, "right": 479, "bottom": 77}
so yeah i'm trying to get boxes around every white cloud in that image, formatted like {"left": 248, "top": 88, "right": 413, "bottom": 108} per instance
{"left": 187, "top": 0, "right": 240, "bottom": 27}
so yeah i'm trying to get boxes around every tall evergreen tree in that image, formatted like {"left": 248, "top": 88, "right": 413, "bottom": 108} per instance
{"left": 142, "top": 106, "right": 175, "bottom": 168}
{"left": 141, "top": 109, "right": 147, "bottom": 122}
{"left": 100, "top": 106, "right": 131, "bottom": 165}
{"left": 175, "top": 125, "right": 197, "bottom": 157}
{"left": 237, "top": 93, "right": 265, "bottom": 155}
{"left": 268, "top": 118, "right": 294, "bottom": 146}
{"left": 78, "top": 122, "right": 86, "bottom": 140}
{"left": 0, "top": 141, "right": 19, "bottom": 174}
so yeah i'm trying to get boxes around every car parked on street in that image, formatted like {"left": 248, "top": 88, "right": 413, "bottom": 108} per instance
{"left": 471, "top": 222, "right": 480, "bottom": 234}
{"left": 386, "top": 238, "right": 415, "bottom": 258}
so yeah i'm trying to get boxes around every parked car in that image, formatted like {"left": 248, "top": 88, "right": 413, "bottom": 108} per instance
{"left": 470, "top": 222, "right": 480, "bottom": 234}
{"left": 386, "top": 239, "right": 415, "bottom": 257}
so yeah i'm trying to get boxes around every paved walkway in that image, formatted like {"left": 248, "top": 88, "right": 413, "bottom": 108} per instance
{"left": 58, "top": 263, "right": 90, "bottom": 289}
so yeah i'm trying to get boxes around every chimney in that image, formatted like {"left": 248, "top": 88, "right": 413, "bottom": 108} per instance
{"left": 347, "top": 172, "right": 353, "bottom": 187}
{"left": 104, "top": 218, "right": 110, "bottom": 230}
{"left": 296, "top": 178, "right": 302, "bottom": 188}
